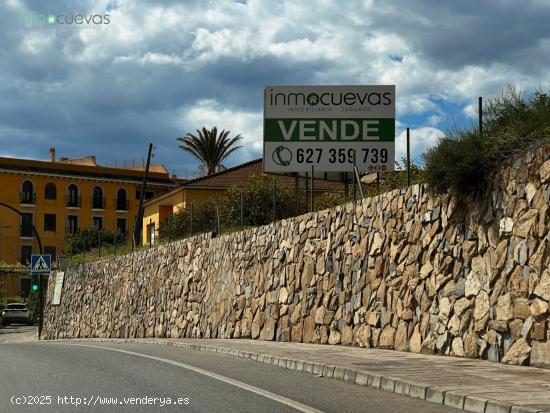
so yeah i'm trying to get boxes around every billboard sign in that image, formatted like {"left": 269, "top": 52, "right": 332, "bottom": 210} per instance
{"left": 263, "top": 85, "right": 395, "bottom": 173}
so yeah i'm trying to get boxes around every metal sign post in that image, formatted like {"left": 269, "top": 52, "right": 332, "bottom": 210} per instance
{"left": 31, "top": 254, "right": 51, "bottom": 338}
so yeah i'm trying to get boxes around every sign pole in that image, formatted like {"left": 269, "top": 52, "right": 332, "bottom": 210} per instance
{"left": 354, "top": 164, "right": 364, "bottom": 200}
{"left": 351, "top": 154, "right": 357, "bottom": 202}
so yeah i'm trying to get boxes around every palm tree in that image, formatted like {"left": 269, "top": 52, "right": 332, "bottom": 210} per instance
{"left": 177, "top": 127, "right": 243, "bottom": 175}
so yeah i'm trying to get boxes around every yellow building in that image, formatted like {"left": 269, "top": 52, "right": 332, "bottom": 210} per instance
{"left": 0, "top": 149, "right": 177, "bottom": 280}
{"left": 142, "top": 159, "right": 345, "bottom": 245}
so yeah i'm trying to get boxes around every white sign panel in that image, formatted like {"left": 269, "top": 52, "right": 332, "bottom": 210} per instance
{"left": 52, "top": 271, "right": 64, "bottom": 306}
{"left": 263, "top": 85, "right": 395, "bottom": 173}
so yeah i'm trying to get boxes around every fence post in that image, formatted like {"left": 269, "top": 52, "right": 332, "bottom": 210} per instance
{"left": 305, "top": 172, "right": 309, "bottom": 212}
{"left": 407, "top": 127, "right": 411, "bottom": 187}
{"left": 190, "top": 203, "right": 193, "bottom": 235}
{"left": 216, "top": 202, "right": 220, "bottom": 235}
{"left": 98, "top": 231, "right": 101, "bottom": 258}
{"left": 240, "top": 190, "right": 244, "bottom": 231}
{"left": 168, "top": 215, "right": 171, "bottom": 243}
{"left": 310, "top": 165, "right": 314, "bottom": 212}
{"left": 294, "top": 173, "right": 299, "bottom": 215}
{"left": 114, "top": 229, "right": 117, "bottom": 256}
{"left": 272, "top": 180, "right": 276, "bottom": 222}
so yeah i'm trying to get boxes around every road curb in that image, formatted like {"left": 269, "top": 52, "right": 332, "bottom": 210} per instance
{"left": 49, "top": 338, "right": 547, "bottom": 413}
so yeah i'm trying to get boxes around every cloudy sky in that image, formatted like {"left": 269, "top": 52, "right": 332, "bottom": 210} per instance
{"left": 1, "top": 0, "right": 549, "bottom": 177}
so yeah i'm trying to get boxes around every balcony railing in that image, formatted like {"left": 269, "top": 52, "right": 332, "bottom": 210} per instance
{"left": 66, "top": 195, "right": 81, "bottom": 208}
{"left": 20, "top": 192, "right": 36, "bottom": 205}
{"left": 92, "top": 197, "right": 105, "bottom": 209}
{"left": 116, "top": 199, "right": 129, "bottom": 211}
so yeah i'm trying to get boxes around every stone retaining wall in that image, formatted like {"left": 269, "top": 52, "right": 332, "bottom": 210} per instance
{"left": 43, "top": 146, "right": 550, "bottom": 365}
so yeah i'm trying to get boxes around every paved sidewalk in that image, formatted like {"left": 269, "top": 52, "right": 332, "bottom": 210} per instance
{"left": 53, "top": 337, "right": 550, "bottom": 413}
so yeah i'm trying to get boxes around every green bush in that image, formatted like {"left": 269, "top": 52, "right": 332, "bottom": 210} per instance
{"left": 223, "top": 174, "right": 298, "bottom": 227}
{"left": 314, "top": 191, "right": 351, "bottom": 211}
{"left": 423, "top": 86, "right": 550, "bottom": 195}
{"left": 66, "top": 229, "right": 126, "bottom": 255}
{"left": 160, "top": 174, "right": 303, "bottom": 241}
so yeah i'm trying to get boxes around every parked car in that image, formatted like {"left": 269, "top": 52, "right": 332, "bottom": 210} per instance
{"left": 1, "top": 303, "right": 34, "bottom": 326}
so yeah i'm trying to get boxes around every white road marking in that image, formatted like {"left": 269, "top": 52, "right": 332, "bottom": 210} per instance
{"left": 59, "top": 343, "right": 326, "bottom": 413}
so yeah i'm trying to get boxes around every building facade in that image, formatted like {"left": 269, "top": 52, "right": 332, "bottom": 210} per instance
{"left": 0, "top": 150, "right": 177, "bottom": 270}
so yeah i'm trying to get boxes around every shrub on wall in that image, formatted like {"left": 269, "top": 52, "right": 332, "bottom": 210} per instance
{"left": 223, "top": 174, "right": 297, "bottom": 227}
{"left": 160, "top": 174, "right": 302, "bottom": 241}
{"left": 66, "top": 229, "right": 126, "bottom": 255}
{"left": 423, "top": 86, "right": 550, "bottom": 195}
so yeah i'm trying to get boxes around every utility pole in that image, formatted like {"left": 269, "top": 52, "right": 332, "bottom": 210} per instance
{"left": 133, "top": 143, "right": 154, "bottom": 249}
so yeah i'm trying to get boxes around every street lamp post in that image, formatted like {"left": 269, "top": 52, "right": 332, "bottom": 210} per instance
{"left": 0, "top": 203, "right": 44, "bottom": 339}
{"left": 0, "top": 224, "right": 12, "bottom": 263}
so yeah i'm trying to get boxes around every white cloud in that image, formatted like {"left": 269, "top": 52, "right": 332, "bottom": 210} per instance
{"left": 463, "top": 104, "right": 477, "bottom": 119}
{"left": 1, "top": 0, "right": 549, "bottom": 170}
{"left": 395, "top": 126, "right": 444, "bottom": 165}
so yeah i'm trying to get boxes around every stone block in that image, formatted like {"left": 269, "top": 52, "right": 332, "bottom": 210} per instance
{"left": 425, "top": 387, "right": 445, "bottom": 404}
{"left": 408, "top": 383, "right": 428, "bottom": 400}
{"left": 444, "top": 391, "right": 465, "bottom": 409}
{"left": 486, "top": 400, "right": 512, "bottom": 413}
{"left": 530, "top": 340, "right": 550, "bottom": 368}
{"left": 464, "top": 395, "right": 488, "bottom": 413}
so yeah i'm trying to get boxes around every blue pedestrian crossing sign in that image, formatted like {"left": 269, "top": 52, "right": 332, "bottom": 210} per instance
{"left": 31, "top": 254, "right": 51, "bottom": 274}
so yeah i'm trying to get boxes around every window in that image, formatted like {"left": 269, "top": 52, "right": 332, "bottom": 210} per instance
{"left": 67, "top": 215, "right": 78, "bottom": 235}
{"left": 92, "top": 186, "right": 104, "bottom": 209}
{"left": 45, "top": 183, "right": 57, "bottom": 200}
{"left": 67, "top": 184, "right": 80, "bottom": 207}
{"left": 92, "top": 216, "right": 103, "bottom": 230}
{"left": 116, "top": 188, "right": 128, "bottom": 210}
{"left": 44, "top": 214, "right": 56, "bottom": 232}
{"left": 20, "top": 212, "right": 34, "bottom": 237}
{"left": 20, "top": 245, "right": 32, "bottom": 265}
{"left": 21, "top": 180, "right": 35, "bottom": 204}
{"left": 116, "top": 218, "right": 127, "bottom": 234}
{"left": 147, "top": 223, "right": 155, "bottom": 246}
{"left": 44, "top": 246, "right": 56, "bottom": 261}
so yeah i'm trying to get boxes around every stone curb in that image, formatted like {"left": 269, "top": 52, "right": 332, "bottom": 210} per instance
{"left": 50, "top": 338, "right": 548, "bottom": 413}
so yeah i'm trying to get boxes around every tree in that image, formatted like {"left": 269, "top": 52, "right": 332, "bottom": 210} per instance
{"left": 177, "top": 127, "right": 243, "bottom": 175}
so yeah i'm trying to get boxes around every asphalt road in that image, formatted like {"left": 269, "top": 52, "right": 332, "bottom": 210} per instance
{"left": 0, "top": 324, "right": 37, "bottom": 344}
{"left": 0, "top": 328, "right": 460, "bottom": 413}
